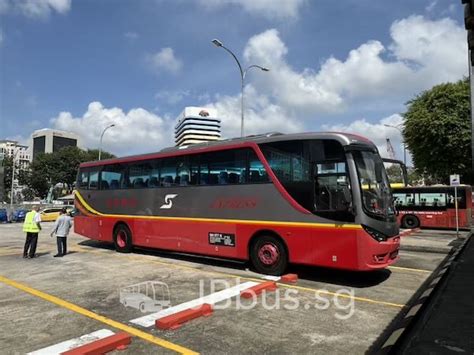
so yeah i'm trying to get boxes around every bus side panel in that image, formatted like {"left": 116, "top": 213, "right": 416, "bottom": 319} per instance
{"left": 74, "top": 215, "right": 100, "bottom": 241}
{"left": 284, "top": 228, "right": 359, "bottom": 269}
{"left": 131, "top": 219, "right": 242, "bottom": 259}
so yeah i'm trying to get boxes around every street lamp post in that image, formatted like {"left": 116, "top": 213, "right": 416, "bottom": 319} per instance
{"left": 384, "top": 124, "right": 406, "bottom": 166}
{"left": 212, "top": 39, "right": 269, "bottom": 137}
{"left": 10, "top": 149, "right": 20, "bottom": 216}
{"left": 98, "top": 124, "right": 115, "bottom": 161}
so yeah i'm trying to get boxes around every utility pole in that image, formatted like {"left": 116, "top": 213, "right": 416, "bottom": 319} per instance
{"left": 462, "top": 0, "right": 474, "bottom": 183}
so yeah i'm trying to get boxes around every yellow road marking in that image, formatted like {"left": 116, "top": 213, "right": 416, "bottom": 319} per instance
{"left": 77, "top": 246, "right": 405, "bottom": 309}
{"left": 388, "top": 265, "right": 431, "bottom": 273}
{"left": 0, "top": 275, "right": 198, "bottom": 355}
{"left": 75, "top": 191, "right": 362, "bottom": 230}
{"left": 0, "top": 252, "right": 22, "bottom": 257}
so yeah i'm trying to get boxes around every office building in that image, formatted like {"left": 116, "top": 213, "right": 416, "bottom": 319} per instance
{"left": 31, "top": 129, "right": 80, "bottom": 160}
{"left": 0, "top": 140, "right": 31, "bottom": 195}
{"left": 0, "top": 140, "right": 30, "bottom": 170}
{"left": 174, "top": 107, "right": 221, "bottom": 146}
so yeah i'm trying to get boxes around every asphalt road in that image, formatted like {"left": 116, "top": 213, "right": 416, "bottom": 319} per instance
{"left": 0, "top": 223, "right": 469, "bottom": 354}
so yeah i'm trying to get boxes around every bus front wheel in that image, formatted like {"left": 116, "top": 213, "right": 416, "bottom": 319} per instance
{"left": 402, "top": 215, "right": 420, "bottom": 229}
{"left": 113, "top": 224, "right": 133, "bottom": 253}
{"left": 250, "top": 235, "right": 288, "bottom": 276}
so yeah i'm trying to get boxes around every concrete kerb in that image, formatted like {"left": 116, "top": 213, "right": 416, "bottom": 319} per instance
{"left": 367, "top": 231, "right": 472, "bottom": 354}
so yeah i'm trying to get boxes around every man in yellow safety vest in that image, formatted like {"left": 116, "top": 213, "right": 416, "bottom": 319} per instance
{"left": 22, "top": 205, "right": 42, "bottom": 258}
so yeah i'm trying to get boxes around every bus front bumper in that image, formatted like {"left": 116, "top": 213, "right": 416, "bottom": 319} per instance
{"left": 362, "top": 235, "right": 400, "bottom": 270}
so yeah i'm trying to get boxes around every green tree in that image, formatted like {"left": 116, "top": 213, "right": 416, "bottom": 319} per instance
{"left": 403, "top": 78, "right": 472, "bottom": 183}
{"left": 24, "top": 147, "right": 116, "bottom": 199}
{"left": 83, "top": 149, "right": 115, "bottom": 161}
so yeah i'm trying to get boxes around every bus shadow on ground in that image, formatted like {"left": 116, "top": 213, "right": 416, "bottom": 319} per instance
{"left": 77, "top": 240, "right": 390, "bottom": 288}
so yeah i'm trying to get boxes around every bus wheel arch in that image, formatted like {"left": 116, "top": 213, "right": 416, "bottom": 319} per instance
{"left": 113, "top": 222, "right": 133, "bottom": 253}
{"left": 401, "top": 214, "right": 420, "bottom": 229}
{"left": 248, "top": 230, "right": 289, "bottom": 276}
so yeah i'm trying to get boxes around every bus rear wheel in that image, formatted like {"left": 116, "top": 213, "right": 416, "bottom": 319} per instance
{"left": 113, "top": 224, "right": 133, "bottom": 253}
{"left": 402, "top": 215, "right": 420, "bottom": 229}
{"left": 250, "top": 235, "right": 288, "bottom": 276}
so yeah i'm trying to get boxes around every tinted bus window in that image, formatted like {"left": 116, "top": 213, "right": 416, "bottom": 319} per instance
{"left": 393, "top": 192, "right": 417, "bottom": 207}
{"left": 101, "top": 164, "right": 125, "bottom": 190}
{"left": 419, "top": 192, "right": 446, "bottom": 207}
{"left": 260, "top": 141, "right": 310, "bottom": 182}
{"left": 209, "top": 150, "right": 247, "bottom": 185}
{"left": 129, "top": 162, "right": 152, "bottom": 188}
{"left": 161, "top": 158, "right": 177, "bottom": 187}
{"left": 148, "top": 161, "right": 160, "bottom": 188}
{"left": 248, "top": 150, "right": 269, "bottom": 183}
{"left": 89, "top": 170, "right": 99, "bottom": 190}
{"left": 176, "top": 157, "right": 190, "bottom": 186}
{"left": 79, "top": 170, "right": 89, "bottom": 189}
{"left": 199, "top": 149, "right": 249, "bottom": 185}
{"left": 447, "top": 190, "right": 467, "bottom": 209}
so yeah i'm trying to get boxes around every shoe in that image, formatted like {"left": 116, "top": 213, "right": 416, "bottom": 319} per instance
{"left": 28, "top": 255, "right": 35, "bottom": 259}
{"left": 23, "top": 255, "right": 27, "bottom": 259}
{"left": 53, "top": 254, "right": 61, "bottom": 257}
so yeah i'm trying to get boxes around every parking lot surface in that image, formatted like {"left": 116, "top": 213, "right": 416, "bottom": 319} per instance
{"left": 0, "top": 223, "right": 470, "bottom": 354}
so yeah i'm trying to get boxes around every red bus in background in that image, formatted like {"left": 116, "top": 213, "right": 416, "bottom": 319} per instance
{"left": 74, "top": 132, "right": 400, "bottom": 275}
{"left": 393, "top": 185, "right": 472, "bottom": 229}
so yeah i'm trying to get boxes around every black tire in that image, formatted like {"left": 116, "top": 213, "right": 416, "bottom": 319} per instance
{"left": 113, "top": 224, "right": 133, "bottom": 253}
{"left": 402, "top": 215, "right": 420, "bottom": 229}
{"left": 250, "top": 234, "right": 288, "bottom": 276}
{"left": 139, "top": 302, "right": 145, "bottom": 313}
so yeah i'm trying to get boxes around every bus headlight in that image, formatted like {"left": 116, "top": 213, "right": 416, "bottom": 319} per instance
{"left": 362, "top": 225, "right": 388, "bottom": 242}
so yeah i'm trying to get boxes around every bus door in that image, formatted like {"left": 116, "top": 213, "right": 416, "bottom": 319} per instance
{"left": 313, "top": 160, "right": 354, "bottom": 222}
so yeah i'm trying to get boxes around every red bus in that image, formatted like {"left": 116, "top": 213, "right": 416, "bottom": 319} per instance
{"left": 392, "top": 185, "right": 473, "bottom": 229}
{"left": 74, "top": 132, "right": 400, "bottom": 275}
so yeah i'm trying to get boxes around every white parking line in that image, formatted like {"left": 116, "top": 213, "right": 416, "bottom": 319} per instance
{"left": 27, "top": 329, "right": 115, "bottom": 354}
{"left": 130, "top": 281, "right": 259, "bottom": 327}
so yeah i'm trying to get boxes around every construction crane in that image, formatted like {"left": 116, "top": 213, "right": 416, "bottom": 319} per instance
{"left": 386, "top": 138, "right": 396, "bottom": 160}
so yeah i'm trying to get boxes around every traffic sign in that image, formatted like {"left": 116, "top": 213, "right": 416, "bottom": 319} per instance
{"left": 450, "top": 174, "right": 460, "bottom": 186}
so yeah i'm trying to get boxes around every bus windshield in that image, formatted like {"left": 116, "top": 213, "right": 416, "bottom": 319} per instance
{"left": 353, "top": 150, "right": 394, "bottom": 219}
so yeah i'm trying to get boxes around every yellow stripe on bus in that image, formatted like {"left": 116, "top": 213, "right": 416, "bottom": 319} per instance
{"left": 75, "top": 191, "right": 363, "bottom": 230}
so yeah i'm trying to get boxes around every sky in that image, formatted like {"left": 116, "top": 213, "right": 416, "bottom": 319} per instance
{"left": 0, "top": 0, "right": 468, "bottom": 163}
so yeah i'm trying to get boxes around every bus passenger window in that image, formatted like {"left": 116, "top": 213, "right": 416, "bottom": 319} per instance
{"left": 101, "top": 164, "right": 125, "bottom": 190}
{"left": 89, "top": 171, "right": 99, "bottom": 190}
{"left": 248, "top": 150, "right": 269, "bottom": 183}
{"left": 79, "top": 170, "right": 89, "bottom": 189}
{"left": 149, "top": 161, "right": 160, "bottom": 188}
{"left": 177, "top": 158, "right": 190, "bottom": 186}
{"left": 161, "top": 158, "right": 177, "bottom": 187}
{"left": 204, "top": 149, "right": 247, "bottom": 185}
{"left": 314, "top": 162, "right": 351, "bottom": 213}
{"left": 129, "top": 162, "right": 152, "bottom": 189}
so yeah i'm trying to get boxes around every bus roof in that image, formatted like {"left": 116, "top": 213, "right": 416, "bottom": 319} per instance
{"left": 80, "top": 131, "right": 376, "bottom": 168}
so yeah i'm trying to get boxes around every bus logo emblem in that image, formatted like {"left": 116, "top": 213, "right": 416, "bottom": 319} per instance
{"left": 160, "top": 194, "right": 178, "bottom": 209}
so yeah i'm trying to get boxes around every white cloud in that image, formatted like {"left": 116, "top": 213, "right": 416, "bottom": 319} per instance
{"left": 147, "top": 47, "right": 182, "bottom": 75}
{"left": 425, "top": 0, "right": 437, "bottom": 12}
{"left": 205, "top": 85, "right": 304, "bottom": 138}
{"left": 1, "top": 0, "right": 71, "bottom": 18}
{"left": 0, "top": 0, "right": 9, "bottom": 14}
{"left": 322, "top": 114, "right": 406, "bottom": 160}
{"left": 241, "top": 16, "right": 466, "bottom": 115}
{"left": 198, "top": 0, "right": 305, "bottom": 19}
{"left": 155, "top": 90, "right": 190, "bottom": 105}
{"left": 124, "top": 32, "right": 138, "bottom": 40}
{"left": 51, "top": 102, "right": 174, "bottom": 156}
